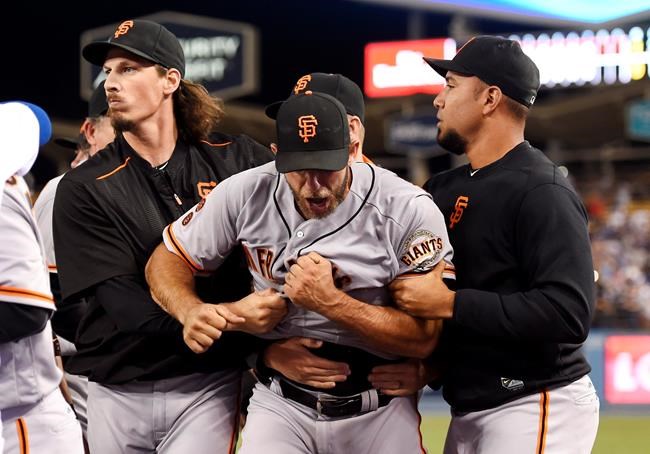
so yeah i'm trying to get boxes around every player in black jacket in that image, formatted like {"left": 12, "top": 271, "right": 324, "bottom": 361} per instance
{"left": 390, "top": 36, "right": 599, "bottom": 453}
{"left": 53, "top": 20, "right": 284, "bottom": 454}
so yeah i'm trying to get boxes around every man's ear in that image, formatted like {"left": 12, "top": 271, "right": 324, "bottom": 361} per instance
{"left": 348, "top": 116, "right": 362, "bottom": 146}
{"left": 80, "top": 119, "right": 95, "bottom": 144}
{"left": 347, "top": 116, "right": 364, "bottom": 163}
{"left": 483, "top": 86, "right": 502, "bottom": 115}
{"left": 163, "top": 68, "right": 182, "bottom": 95}
{"left": 270, "top": 143, "right": 278, "bottom": 155}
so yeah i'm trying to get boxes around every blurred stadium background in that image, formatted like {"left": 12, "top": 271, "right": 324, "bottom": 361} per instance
{"left": 5, "top": 1, "right": 650, "bottom": 451}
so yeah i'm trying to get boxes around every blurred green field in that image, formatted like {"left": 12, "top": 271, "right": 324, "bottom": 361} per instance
{"left": 420, "top": 414, "right": 650, "bottom": 453}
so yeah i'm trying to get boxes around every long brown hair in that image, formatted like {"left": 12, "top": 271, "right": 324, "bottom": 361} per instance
{"left": 156, "top": 66, "right": 225, "bottom": 144}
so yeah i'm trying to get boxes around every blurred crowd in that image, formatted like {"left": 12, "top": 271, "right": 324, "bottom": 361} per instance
{"left": 585, "top": 184, "right": 650, "bottom": 330}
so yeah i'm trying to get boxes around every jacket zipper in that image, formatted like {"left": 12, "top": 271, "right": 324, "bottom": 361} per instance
{"left": 160, "top": 169, "right": 184, "bottom": 212}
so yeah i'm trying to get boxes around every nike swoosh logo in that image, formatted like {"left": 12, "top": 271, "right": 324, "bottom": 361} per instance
{"left": 469, "top": 169, "right": 480, "bottom": 176}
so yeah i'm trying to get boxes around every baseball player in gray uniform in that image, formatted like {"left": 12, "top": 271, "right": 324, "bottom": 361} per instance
{"left": 0, "top": 103, "right": 84, "bottom": 454}
{"left": 262, "top": 72, "right": 434, "bottom": 396}
{"left": 146, "top": 92, "right": 455, "bottom": 453}
{"left": 33, "top": 82, "right": 114, "bottom": 439}
{"left": 0, "top": 100, "right": 47, "bottom": 454}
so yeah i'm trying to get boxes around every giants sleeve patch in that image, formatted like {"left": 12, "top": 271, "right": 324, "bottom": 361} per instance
{"left": 182, "top": 212, "right": 193, "bottom": 226}
{"left": 400, "top": 230, "right": 443, "bottom": 272}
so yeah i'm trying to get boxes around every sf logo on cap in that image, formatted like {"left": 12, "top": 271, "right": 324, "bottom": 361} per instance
{"left": 293, "top": 75, "right": 312, "bottom": 95}
{"left": 114, "top": 20, "right": 134, "bottom": 39}
{"left": 298, "top": 115, "right": 318, "bottom": 143}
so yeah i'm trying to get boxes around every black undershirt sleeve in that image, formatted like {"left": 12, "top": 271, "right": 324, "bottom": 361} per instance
{"left": 0, "top": 303, "right": 52, "bottom": 342}
{"left": 50, "top": 272, "right": 87, "bottom": 343}
{"left": 93, "top": 274, "right": 182, "bottom": 336}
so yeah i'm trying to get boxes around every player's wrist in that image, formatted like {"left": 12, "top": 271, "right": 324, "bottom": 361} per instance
{"left": 177, "top": 299, "right": 204, "bottom": 325}
{"left": 442, "top": 290, "right": 456, "bottom": 319}
{"left": 322, "top": 286, "right": 347, "bottom": 312}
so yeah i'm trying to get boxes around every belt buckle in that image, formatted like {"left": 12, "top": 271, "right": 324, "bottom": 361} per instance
{"left": 316, "top": 394, "right": 337, "bottom": 415}
{"left": 316, "top": 395, "right": 341, "bottom": 416}
{"left": 316, "top": 394, "right": 356, "bottom": 417}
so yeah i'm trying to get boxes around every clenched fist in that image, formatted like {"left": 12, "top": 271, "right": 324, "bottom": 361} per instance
{"left": 284, "top": 252, "right": 342, "bottom": 314}
{"left": 180, "top": 303, "right": 245, "bottom": 354}
{"left": 225, "top": 288, "right": 287, "bottom": 334}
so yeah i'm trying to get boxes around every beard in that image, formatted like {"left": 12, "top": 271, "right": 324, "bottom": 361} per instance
{"left": 291, "top": 169, "right": 349, "bottom": 219}
{"left": 438, "top": 128, "right": 468, "bottom": 156}
{"left": 110, "top": 109, "right": 136, "bottom": 134}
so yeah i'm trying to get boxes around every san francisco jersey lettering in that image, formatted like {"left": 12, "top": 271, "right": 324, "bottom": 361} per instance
{"left": 163, "top": 161, "right": 454, "bottom": 358}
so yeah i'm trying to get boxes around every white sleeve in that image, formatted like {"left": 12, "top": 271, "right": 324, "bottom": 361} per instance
{"left": 395, "top": 194, "right": 455, "bottom": 279}
{"left": 162, "top": 175, "right": 239, "bottom": 273}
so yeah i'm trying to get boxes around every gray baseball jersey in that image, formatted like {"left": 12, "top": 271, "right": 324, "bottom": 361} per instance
{"left": 164, "top": 161, "right": 454, "bottom": 358}
{"left": 33, "top": 174, "right": 63, "bottom": 272}
{"left": 33, "top": 174, "right": 90, "bottom": 437}
{"left": 0, "top": 177, "right": 83, "bottom": 454}
{"left": 0, "top": 176, "right": 60, "bottom": 411}
{"left": 0, "top": 357, "right": 3, "bottom": 454}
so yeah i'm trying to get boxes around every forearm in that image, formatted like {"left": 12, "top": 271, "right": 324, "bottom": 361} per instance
{"left": 453, "top": 284, "right": 592, "bottom": 342}
{"left": 467, "top": 183, "right": 595, "bottom": 343}
{"left": 94, "top": 275, "right": 181, "bottom": 335}
{"left": 145, "top": 243, "right": 204, "bottom": 324}
{"left": 321, "top": 289, "right": 440, "bottom": 359}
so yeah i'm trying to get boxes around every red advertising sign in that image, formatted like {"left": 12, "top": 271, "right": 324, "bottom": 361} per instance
{"left": 604, "top": 335, "right": 650, "bottom": 404}
{"left": 364, "top": 38, "right": 456, "bottom": 98}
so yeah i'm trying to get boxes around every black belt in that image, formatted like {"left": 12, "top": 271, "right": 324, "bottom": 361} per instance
{"left": 278, "top": 379, "right": 394, "bottom": 418}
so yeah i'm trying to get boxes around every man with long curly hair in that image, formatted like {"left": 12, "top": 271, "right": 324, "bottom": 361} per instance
{"left": 53, "top": 19, "right": 282, "bottom": 454}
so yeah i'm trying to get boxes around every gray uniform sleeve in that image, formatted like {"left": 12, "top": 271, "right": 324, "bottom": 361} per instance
{"left": 33, "top": 176, "right": 61, "bottom": 271}
{"left": 163, "top": 175, "right": 239, "bottom": 272}
{"left": 395, "top": 194, "right": 455, "bottom": 279}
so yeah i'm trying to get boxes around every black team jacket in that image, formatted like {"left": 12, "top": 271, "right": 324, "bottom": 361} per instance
{"left": 53, "top": 132, "right": 273, "bottom": 384}
{"left": 425, "top": 141, "right": 595, "bottom": 413}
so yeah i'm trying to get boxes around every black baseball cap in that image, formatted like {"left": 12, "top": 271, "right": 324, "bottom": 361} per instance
{"left": 88, "top": 80, "right": 108, "bottom": 118}
{"left": 54, "top": 82, "right": 108, "bottom": 150}
{"left": 54, "top": 134, "right": 82, "bottom": 151}
{"left": 424, "top": 36, "right": 540, "bottom": 107}
{"left": 83, "top": 20, "right": 185, "bottom": 77}
{"left": 266, "top": 73, "right": 365, "bottom": 123}
{"left": 275, "top": 92, "right": 350, "bottom": 173}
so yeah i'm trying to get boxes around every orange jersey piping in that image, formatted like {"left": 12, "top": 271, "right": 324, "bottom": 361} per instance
{"left": 0, "top": 286, "right": 53, "bottom": 304}
{"left": 163, "top": 225, "right": 203, "bottom": 272}
{"left": 96, "top": 157, "right": 131, "bottom": 180}
{"left": 201, "top": 140, "right": 232, "bottom": 147}
{"left": 536, "top": 391, "right": 550, "bottom": 454}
